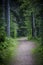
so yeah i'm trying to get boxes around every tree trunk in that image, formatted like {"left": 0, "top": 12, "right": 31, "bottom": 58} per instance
{"left": 2, "top": 0, "right": 5, "bottom": 26}
{"left": 5, "top": 0, "right": 10, "bottom": 37}
{"left": 31, "top": 12, "right": 36, "bottom": 38}
{"left": 2, "top": 0, "right": 5, "bottom": 18}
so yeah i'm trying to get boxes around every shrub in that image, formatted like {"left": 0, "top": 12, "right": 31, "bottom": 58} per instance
{"left": 34, "top": 45, "right": 43, "bottom": 65}
{"left": 0, "top": 26, "right": 6, "bottom": 42}
{"left": 0, "top": 38, "right": 18, "bottom": 65}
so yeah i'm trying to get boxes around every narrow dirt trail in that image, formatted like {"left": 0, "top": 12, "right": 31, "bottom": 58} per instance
{"left": 10, "top": 38, "right": 35, "bottom": 65}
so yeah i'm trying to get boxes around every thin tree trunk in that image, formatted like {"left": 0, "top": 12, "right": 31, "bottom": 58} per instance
{"left": 5, "top": 0, "right": 10, "bottom": 37}
{"left": 31, "top": 12, "right": 36, "bottom": 38}
{"left": 2, "top": 0, "right": 5, "bottom": 18}
{"left": 2, "top": 0, "right": 5, "bottom": 25}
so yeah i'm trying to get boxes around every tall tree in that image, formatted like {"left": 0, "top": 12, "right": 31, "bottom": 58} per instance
{"left": 5, "top": 0, "right": 10, "bottom": 37}
{"left": 31, "top": 12, "right": 36, "bottom": 38}
{"left": 0, "top": 0, "right": 5, "bottom": 42}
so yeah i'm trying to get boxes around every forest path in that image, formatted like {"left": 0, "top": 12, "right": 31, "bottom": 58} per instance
{"left": 10, "top": 37, "right": 36, "bottom": 65}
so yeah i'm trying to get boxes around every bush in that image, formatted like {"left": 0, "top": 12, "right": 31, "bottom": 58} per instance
{"left": 34, "top": 45, "right": 43, "bottom": 65}
{"left": 0, "top": 38, "right": 18, "bottom": 65}
{"left": 0, "top": 26, "right": 6, "bottom": 42}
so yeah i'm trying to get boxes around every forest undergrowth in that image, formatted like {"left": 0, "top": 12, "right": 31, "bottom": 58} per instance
{"left": 0, "top": 37, "right": 18, "bottom": 65}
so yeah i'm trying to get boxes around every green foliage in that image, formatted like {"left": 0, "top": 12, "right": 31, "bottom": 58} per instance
{"left": 34, "top": 45, "right": 43, "bottom": 65}
{"left": 0, "top": 0, "right": 43, "bottom": 65}
{"left": 10, "top": 13, "right": 18, "bottom": 38}
{"left": 0, "top": 38, "right": 18, "bottom": 65}
{"left": 0, "top": 7, "right": 5, "bottom": 42}
{"left": 0, "top": 26, "right": 6, "bottom": 42}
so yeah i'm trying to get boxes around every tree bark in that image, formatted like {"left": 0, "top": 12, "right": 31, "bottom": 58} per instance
{"left": 5, "top": 0, "right": 10, "bottom": 37}
{"left": 31, "top": 12, "right": 36, "bottom": 38}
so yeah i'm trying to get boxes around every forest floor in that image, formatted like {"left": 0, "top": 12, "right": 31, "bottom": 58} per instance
{"left": 10, "top": 37, "right": 36, "bottom": 65}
